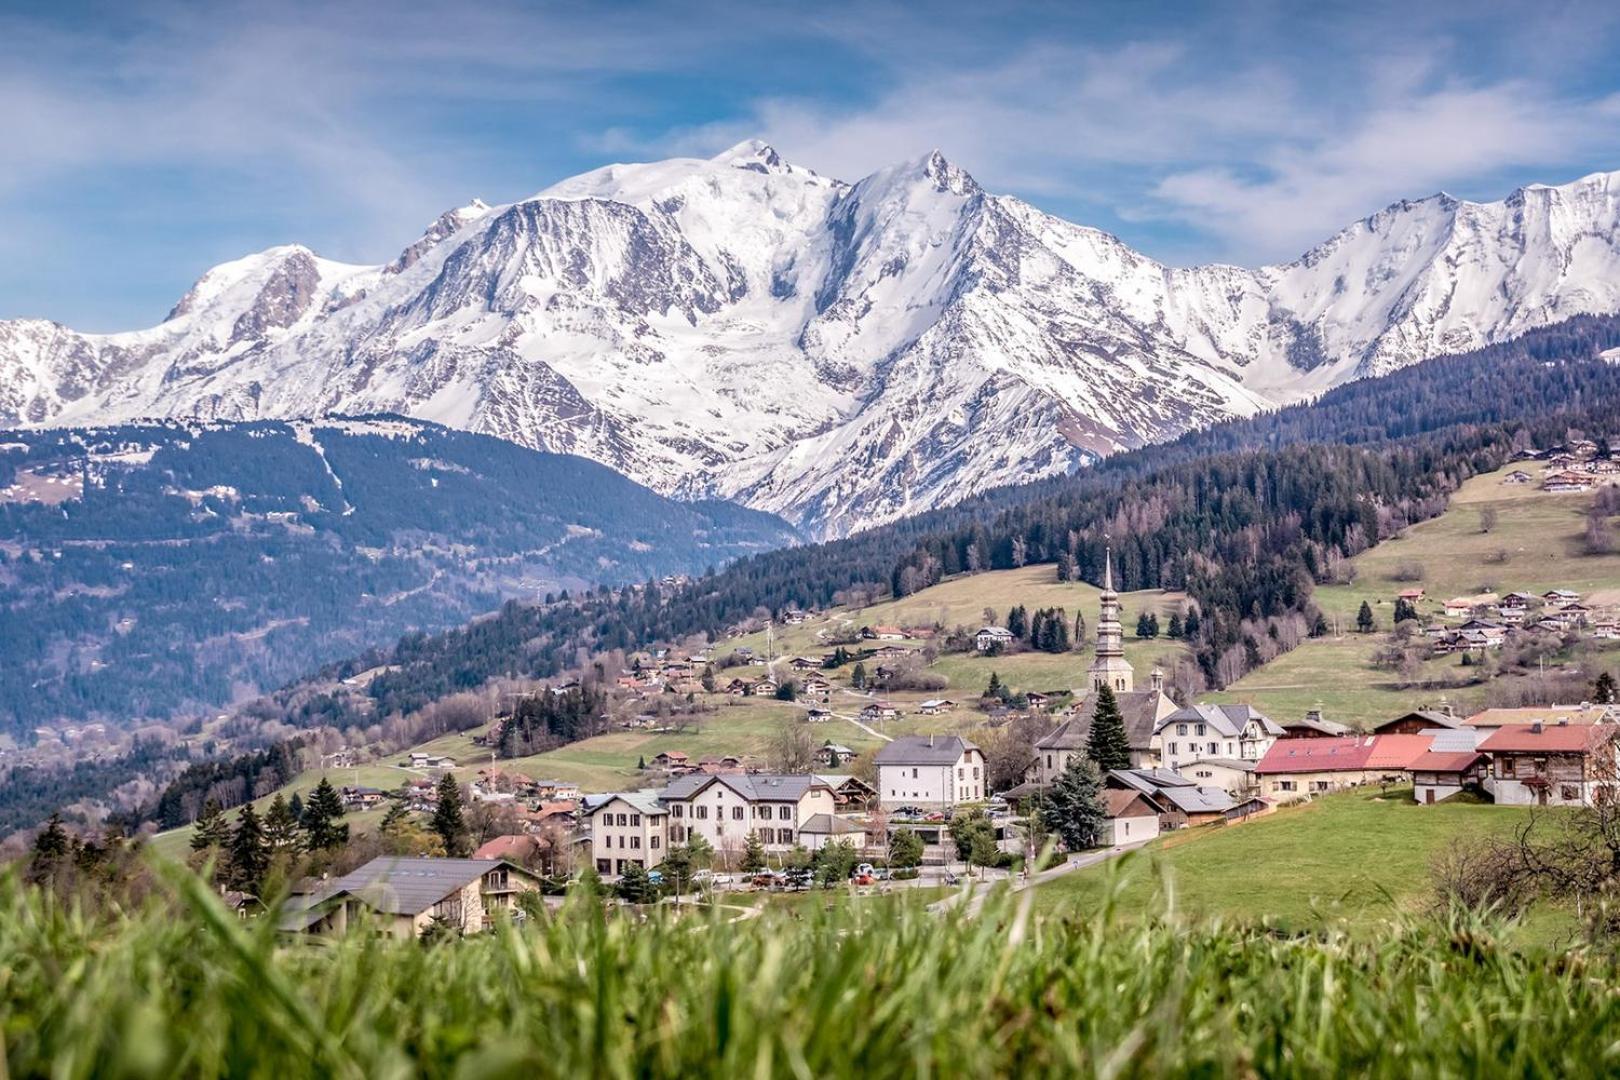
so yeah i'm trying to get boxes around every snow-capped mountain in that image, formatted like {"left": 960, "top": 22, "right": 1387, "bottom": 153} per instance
{"left": 6, "top": 143, "right": 1620, "bottom": 538}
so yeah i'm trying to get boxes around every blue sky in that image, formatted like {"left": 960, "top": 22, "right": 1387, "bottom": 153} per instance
{"left": 4, "top": 0, "right": 1620, "bottom": 329}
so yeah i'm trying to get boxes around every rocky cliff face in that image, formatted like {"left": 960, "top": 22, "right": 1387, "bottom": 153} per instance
{"left": 7, "top": 142, "right": 1620, "bottom": 537}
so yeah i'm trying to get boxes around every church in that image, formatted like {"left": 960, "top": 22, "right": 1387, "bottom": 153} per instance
{"left": 1022, "top": 551, "right": 1177, "bottom": 788}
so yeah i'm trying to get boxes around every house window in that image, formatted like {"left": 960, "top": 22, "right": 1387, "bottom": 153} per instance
{"left": 651, "top": 836, "right": 661, "bottom": 849}
{"left": 777, "top": 828, "right": 793, "bottom": 844}
{"left": 732, "top": 806, "right": 745, "bottom": 820}
{"left": 958, "top": 767, "right": 964, "bottom": 779}
{"left": 672, "top": 805, "right": 684, "bottom": 818}
{"left": 1501, "top": 758, "right": 1516, "bottom": 778}
{"left": 1277, "top": 780, "right": 1296, "bottom": 791}
{"left": 696, "top": 806, "right": 709, "bottom": 820}
{"left": 630, "top": 814, "right": 640, "bottom": 826}
{"left": 1177, "top": 724, "right": 1187, "bottom": 736}
{"left": 1169, "top": 742, "right": 1177, "bottom": 754}
{"left": 1208, "top": 743, "right": 1218, "bottom": 755}
{"left": 616, "top": 813, "right": 627, "bottom": 826}
{"left": 1046, "top": 755, "right": 1052, "bottom": 770}
{"left": 596, "top": 859, "right": 611, "bottom": 873}
{"left": 778, "top": 805, "right": 791, "bottom": 820}
{"left": 1561, "top": 785, "right": 1580, "bottom": 802}
{"left": 631, "top": 836, "right": 641, "bottom": 849}
{"left": 973, "top": 767, "right": 980, "bottom": 779}
{"left": 912, "top": 768, "right": 919, "bottom": 779}
{"left": 1196, "top": 724, "right": 1205, "bottom": 736}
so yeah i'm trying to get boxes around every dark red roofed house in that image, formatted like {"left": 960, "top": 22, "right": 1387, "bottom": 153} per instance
{"left": 1254, "top": 734, "right": 1433, "bottom": 800}
{"left": 1481, "top": 723, "right": 1620, "bottom": 806}
{"left": 1408, "top": 750, "right": 1488, "bottom": 804}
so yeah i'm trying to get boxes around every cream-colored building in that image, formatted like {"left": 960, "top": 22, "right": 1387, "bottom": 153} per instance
{"left": 874, "top": 735, "right": 985, "bottom": 811}
{"left": 662, "top": 773, "right": 837, "bottom": 860}
{"left": 585, "top": 792, "right": 669, "bottom": 875}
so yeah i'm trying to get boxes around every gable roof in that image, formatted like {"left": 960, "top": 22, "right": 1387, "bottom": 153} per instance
{"left": 1038, "top": 690, "right": 1173, "bottom": 752}
{"left": 799, "top": 813, "right": 865, "bottom": 835}
{"left": 1103, "top": 789, "right": 1157, "bottom": 818}
{"left": 874, "top": 734, "right": 979, "bottom": 766}
{"left": 1373, "top": 710, "right": 1464, "bottom": 733}
{"left": 1479, "top": 723, "right": 1618, "bottom": 753}
{"left": 585, "top": 791, "right": 667, "bottom": 817}
{"left": 1407, "top": 750, "right": 1486, "bottom": 774}
{"left": 1159, "top": 702, "right": 1283, "bottom": 738}
{"left": 324, "top": 857, "right": 526, "bottom": 916}
{"left": 1363, "top": 734, "right": 1437, "bottom": 769}
{"left": 1255, "top": 736, "right": 1376, "bottom": 774}
{"left": 658, "top": 772, "right": 830, "bottom": 802}
{"left": 1282, "top": 715, "right": 1352, "bottom": 737}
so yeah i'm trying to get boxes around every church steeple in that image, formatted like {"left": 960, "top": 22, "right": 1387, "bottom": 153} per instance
{"left": 1088, "top": 547, "right": 1134, "bottom": 693}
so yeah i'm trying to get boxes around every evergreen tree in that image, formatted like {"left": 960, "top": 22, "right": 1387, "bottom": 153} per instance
{"left": 1136, "top": 611, "right": 1152, "bottom": 638}
{"left": 301, "top": 779, "right": 349, "bottom": 852}
{"left": 191, "top": 798, "right": 231, "bottom": 852}
{"left": 888, "top": 828, "right": 924, "bottom": 869}
{"left": 616, "top": 863, "right": 658, "bottom": 904}
{"left": 1183, "top": 609, "right": 1201, "bottom": 638}
{"left": 1311, "top": 612, "right": 1330, "bottom": 638}
{"left": 27, "top": 813, "right": 69, "bottom": 884}
{"left": 378, "top": 799, "right": 411, "bottom": 837}
{"left": 1007, "top": 605, "right": 1029, "bottom": 640}
{"left": 948, "top": 809, "right": 995, "bottom": 864}
{"left": 774, "top": 681, "right": 798, "bottom": 701}
{"left": 431, "top": 773, "right": 470, "bottom": 857}
{"left": 741, "top": 831, "right": 767, "bottom": 874}
{"left": 1357, "top": 601, "right": 1376, "bottom": 634}
{"left": 1085, "top": 684, "right": 1132, "bottom": 772}
{"left": 701, "top": 666, "right": 716, "bottom": 693}
{"left": 660, "top": 844, "right": 694, "bottom": 895}
{"left": 1595, "top": 671, "right": 1618, "bottom": 705}
{"left": 686, "top": 832, "right": 715, "bottom": 870}
{"left": 228, "top": 804, "right": 269, "bottom": 893}
{"left": 263, "top": 793, "right": 301, "bottom": 852}
{"left": 637, "top": 755, "right": 647, "bottom": 771}
{"left": 1073, "top": 610, "right": 1087, "bottom": 649}
{"left": 1393, "top": 598, "right": 1417, "bottom": 624}
{"left": 1041, "top": 755, "right": 1106, "bottom": 852}
{"left": 1167, "top": 613, "right": 1184, "bottom": 639}
{"left": 1146, "top": 613, "right": 1159, "bottom": 638}
{"left": 288, "top": 792, "right": 305, "bottom": 824}
{"left": 851, "top": 662, "right": 868, "bottom": 690}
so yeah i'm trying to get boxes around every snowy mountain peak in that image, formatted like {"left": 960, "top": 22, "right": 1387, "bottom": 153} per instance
{"left": 7, "top": 152, "right": 1620, "bottom": 538}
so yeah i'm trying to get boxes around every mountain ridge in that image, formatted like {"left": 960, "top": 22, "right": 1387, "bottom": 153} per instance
{"left": 6, "top": 144, "right": 1620, "bottom": 537}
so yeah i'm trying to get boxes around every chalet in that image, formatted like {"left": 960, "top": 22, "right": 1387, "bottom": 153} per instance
{"left": 1408, "top": 744, "right": 1488, "bottom": 804}
{"left": 864, "top": 625, "right": 907, "bottom": 641}
{"left": 1468, "top": 704, "right": 1619, "bottom": 729}
{"left": 1372, "top": 709, "right": 1464, "bottom": 736}
{"left": 281, "top": 857, "right": 540, "bottom": 938}
{"left": 340, "top": 786, "right": 386, "bottom": 809}
{"left": 917, "top": 698, "right": 957, "bottom": 716}
{"left": 747, "top": 678, "right": 777, "bottom": 697}
{"left": 815, "top": 773, "right": 877, "bottom": 810}
{"left": 1023, "top": 691, "right": 1052, "bottom": 710}
{"left": 1481, "top": 722, "right": 1620, "bottom": 806}
{"left": 1501, "top": 591, "right": 1538, "bottom": 609}
{"left": 787, "top": 657, "right": 820, "bottom": 671}
{"left": 1443, "top": 593, "right": 1499, "bottom": 619}
{"left": 806, "top": 707, "right": 832, "bottom": 722}
{"left": 901, "top": 626, "right": 938, "bottom": 640}
{"left": 651, "top": 751, "right": 690, "bottom": 770}
{"left": 696, "top": 755, "right": 744, "bottom": 774}
{"left": 1101, "top": 790, "right": 1161, "bottom": 846}
{"left": 1279, "top": 711, "right": 1352, "bottom": 739}
{"left": 662, "top": 773, "right": 838, "bottom": 854}
{"left": 1544, "top": 471, "right": 1593, "bottom": 492}
{"left": 802, "top": 677, "right": 832, "bottom": 694}
{"left": 1253, "top": 734, "right": 1433, "bottom": 800}
{"left": 723, "top": 678, "right": 751, "bottom": 696}
{"left": 974, "top": 626, "right": 1016, "bottom": 652}
{"left": 1153, "top": 703, "right": 1283, "bottom": 771}
{"left": 869, "top": 645, "right": 918, "bottom": 660}
{"left": 816, "top": 741, "right": 857, "bottom": 767}
{"left": 874, "top": 735, "right": 986, "bottom": 811}
{"left": 1397, "top": 588, "right": 1427, "bottom": 602}
{"left": 860, "top": 702, "right": 900, "bottom": 722}
{"left": 473, "top": 834, "right": 543, "bottom": 864}
{"left": 781, "top": 609, "right": 810, "bottom": 625}
{"left": 1502, "top": 470, "right": 1534, "bottom": 485}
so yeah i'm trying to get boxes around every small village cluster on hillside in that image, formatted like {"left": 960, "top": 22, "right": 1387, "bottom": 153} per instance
{"left": 274, "top": 553, "right": 1620, "bottom": 939}
{"left": 1505, "top": 436, "right": 1620, "bottom": 493}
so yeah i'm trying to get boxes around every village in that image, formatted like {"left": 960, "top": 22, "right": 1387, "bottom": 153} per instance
{"left": 278, "top": 544, "right": 1620, "bottom": 939}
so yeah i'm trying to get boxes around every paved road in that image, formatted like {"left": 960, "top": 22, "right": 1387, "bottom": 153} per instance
{"left": 928, "top": 841, "right": 1149, "bottom": 918}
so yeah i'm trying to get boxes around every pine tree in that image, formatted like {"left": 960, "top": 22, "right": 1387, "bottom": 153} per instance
{"left": 228, "top": 804, "right": 269, "bottom": 893}
{"left": 741, "top": 831, "right": 766, "bottom": 874}
{"left": 431, "top": 772, "right": 470, "bottom": 857}
{"left": 288, "top": 792, "right": 305, "bottom": 824}
{"left": 263, "top": 793, "right": 301, "bottom": 852}
{"left": 701, "top": 666, "right": 716, "bottom": 692}
{"left": 1041, "top": 755, "right": 1106, "bottom": 852}
{"left": 1595, "top": 671, "right": 1618, "bottom": 705}
{"left": 27, "top": 813, "right": 69, "bottom": 884}
{"left": 616, "top": 863, "right": 658, "bottom": 904}
{"left": 851, "top": 662, "right": 867, "bottom": 690}
{"left": 1184, "top": 609, "right": 1201, "bottom": 638}
{"left": 1311, "top": 612, "right": 1329, "bottom": 638}
{"left": 301, "top": 778, "right": 349, "bottom": 852}
{"left": 1167, "top": 613, "right": 1183, "bottom": 639}
{"left": 1146, "top": 613, "right": 1159, "bottom": 638}
{"left": 191, "top": 798, "right": 231, "bottom": 852}
{"left": 1136, "top": 611, "right": 1152, "bottom": 638}
{"left": 1357, "top": 601, "right": 1376, "bottom": 634}
{"left": 378, "top": 799, "right": 411, "bottom": 836}
{"left": 1007, "top": 605, "right": 1028, "bottom": 640}
{"left": 1085, "top": 684, "right": 1132, "bottom": 772}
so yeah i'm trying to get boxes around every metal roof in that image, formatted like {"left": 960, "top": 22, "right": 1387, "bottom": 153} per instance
{"left": 322, "top": 857, "right": 526, "bottom": 917}
{"left": 658, "top": 772, "right": 829, "bottom": 802}
{"left": 799, "top": 813, "right": 864, "bottom": 835}
{"left": 874, "top": 734, "right": 980, "bottom": 766}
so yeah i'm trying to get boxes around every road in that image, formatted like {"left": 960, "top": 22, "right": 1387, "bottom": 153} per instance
{"left": 928, "top": 840, "right": 1149, "bottom": 918}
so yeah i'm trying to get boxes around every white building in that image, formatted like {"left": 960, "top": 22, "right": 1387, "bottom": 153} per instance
{"left": 1153, "top": 703, "right": 1283, "bottom": 772}
{"left": 584, "top": 792, "right": 669, "bottom": 876}
{"left": 661, "top": 773, "right": 837, "bottom": 861}
{"left": 974, "top": 626, "right": 1015, "bottom": 652}
{"left": 874, "top": 734, "right": 985, "bottom": 811}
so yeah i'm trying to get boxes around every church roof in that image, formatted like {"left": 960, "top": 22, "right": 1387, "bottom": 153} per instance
{"left": 1036, "top": 690, "right": 1173, "bottom": 752}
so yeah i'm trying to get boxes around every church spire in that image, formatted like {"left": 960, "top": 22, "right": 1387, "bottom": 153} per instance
{"left": 1088, "top": 546, "right": 1134, "bottom": 693}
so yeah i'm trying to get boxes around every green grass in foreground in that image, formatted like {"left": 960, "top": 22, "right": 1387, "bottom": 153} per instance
{"left": 5, "top": 867, "right": 1618, "bottom": 1078}
{"left": 1036, "top": 789, "right": 1555, "bottom": 934}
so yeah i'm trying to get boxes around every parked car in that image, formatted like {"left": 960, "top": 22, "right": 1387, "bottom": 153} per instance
{"left": 692, "top": 869, "right": 733, "bottom": 889}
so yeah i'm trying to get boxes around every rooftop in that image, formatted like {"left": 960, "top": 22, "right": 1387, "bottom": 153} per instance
{"left": 874, "top": 734, "right": 979, "bottom": 766}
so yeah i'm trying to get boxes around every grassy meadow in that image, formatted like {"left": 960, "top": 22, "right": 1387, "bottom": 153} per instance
{"left": 6, "top": 866, "right": 1618, "bottom": 1078}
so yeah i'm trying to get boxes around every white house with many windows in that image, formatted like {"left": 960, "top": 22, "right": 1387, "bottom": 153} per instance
{"left": 584, "top": 792, "right": 668, "bottom": 876}
{"left": 874, "top": 734, "right": 985, "bottom": 811}
{"left": 660, "top": 773, "right": 837, "bottom": 862}
{"left": 1153, "top": 703, "right": 1283, "bottom": 773}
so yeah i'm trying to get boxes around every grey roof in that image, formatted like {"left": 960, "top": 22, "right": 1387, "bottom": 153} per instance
{"left": 322, "top": 857, "right": 524, "bottom": 917}
{"left": 1156, "top": 785, "right": 1237, "bottom": 815}
{"left": 586, "top": 790, "right": 667, "bottom": 817}
{"left": 1183, "top": 757, "right": 1258, "bottom": 773}
{"left": 874, "top": 734, "right": 980, "bottom": 766}
{"left": 657, "top": 772, "right": 828, "bottom": 802}
{"left": 1159, "top": 703, "right": 1284, "bottom": 738}
{"left": 1106, "top": 768, "right": 1235, "bottom": 814}
{"left": 1283, "top": 715, "right": 1352, "bottom": 736}
{"left": 1038, "top": 690, "right": 1170, "bottom": 752}
{"left": 799, "top": 813, "right": 865, "bottom": 835}
{"left": 1427, "top": 728, "right": 1487, "bottom": 752}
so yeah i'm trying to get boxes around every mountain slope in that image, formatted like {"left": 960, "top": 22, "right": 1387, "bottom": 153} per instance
{"left": 0, "top": 416, "right": 795, "bottom": 735}
{"left": 6, "top": 144, "right": 1620, "bottom": 536}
